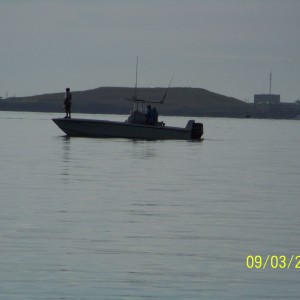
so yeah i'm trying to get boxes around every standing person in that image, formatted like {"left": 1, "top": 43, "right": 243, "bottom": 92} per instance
{"left": 146, "top": 104, "right": 154, "bottom": 124}
{"left": 152, "top": 107, "right": 158, "bottom": 124}
{"left": 64, "top": 88, "right": 72, "bottom": 118}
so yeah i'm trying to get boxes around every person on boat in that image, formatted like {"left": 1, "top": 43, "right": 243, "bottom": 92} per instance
{"left": 64, "top": 88, "right": 72, "bottom": 118}
{"left": 146, "top": 105, "right": 154, "bottom": 125}
{"left": 152, "top": 107, "right": 158, "bottom": 124}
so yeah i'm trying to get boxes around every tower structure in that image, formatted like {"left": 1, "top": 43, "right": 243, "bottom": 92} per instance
{"left": 254, "top": 71, "right": 280, "bottom": 105}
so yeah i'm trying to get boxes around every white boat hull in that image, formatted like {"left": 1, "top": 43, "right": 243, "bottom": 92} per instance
{"left": 52, "top": 118, "right": 203, "bottom": 140}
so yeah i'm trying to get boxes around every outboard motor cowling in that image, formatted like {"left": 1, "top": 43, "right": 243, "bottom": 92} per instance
{"left": 191, "top": 122, "right": 203, "bottom": 139}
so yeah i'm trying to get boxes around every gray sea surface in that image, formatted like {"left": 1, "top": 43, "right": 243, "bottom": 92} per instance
{"left": 0, "top": 111, "right": 300, "bottom": 299}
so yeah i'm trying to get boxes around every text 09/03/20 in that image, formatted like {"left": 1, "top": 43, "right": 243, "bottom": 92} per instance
{"left": 246, "top": 255, "right": 300, "bottom": 269}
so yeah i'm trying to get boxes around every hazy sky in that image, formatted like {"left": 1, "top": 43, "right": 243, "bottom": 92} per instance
{"left": 1, "top": 0, "right": 299, "bottom": 102}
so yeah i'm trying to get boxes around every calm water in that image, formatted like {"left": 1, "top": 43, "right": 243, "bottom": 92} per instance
{"left": 0, "top": 111, "right": 300, "bottom": 299}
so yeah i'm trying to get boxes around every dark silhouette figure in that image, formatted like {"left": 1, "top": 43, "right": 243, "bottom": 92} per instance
{"left": 146, "top": 105, "right": 154, "bottom": 124}
{"left": 64, "top": 88, "right": 72, "bottom": 118}
{"left": 152, "top": 107, "right": 158, "bottom": 124}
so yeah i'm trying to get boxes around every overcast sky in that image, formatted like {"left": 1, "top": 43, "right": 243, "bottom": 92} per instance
{"left": 1, "top": 0, "right": 299, "bottom": 102}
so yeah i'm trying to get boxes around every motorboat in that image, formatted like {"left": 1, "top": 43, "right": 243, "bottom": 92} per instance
{"left": 52, "top": 59, "right": 203, "bottom": 140}
{"left": 52, "top": 115, "right": 203, "bottom": 140}
{"left": 52, "top": 92, "right": 203, "bottom": 141}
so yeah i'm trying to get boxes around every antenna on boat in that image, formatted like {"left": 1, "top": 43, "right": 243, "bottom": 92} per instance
{"left": 134, "top": 56, "right": 138, "bottom": 100}
{"left": 161, "top": 74, "right": 175, "bottom": 103}
{"left": 269, "top": 70, "right": 272, "bottom": 94}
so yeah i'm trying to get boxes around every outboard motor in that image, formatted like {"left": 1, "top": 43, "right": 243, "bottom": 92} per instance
{"left": 191, "top": 122, "right": 203, "bottom": 139}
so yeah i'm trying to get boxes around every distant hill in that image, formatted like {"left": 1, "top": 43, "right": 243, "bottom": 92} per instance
{"left": 0, "top": 87, "right": 249, "bottom": 117}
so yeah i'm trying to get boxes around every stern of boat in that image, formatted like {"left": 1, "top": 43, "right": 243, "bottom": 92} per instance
{"left": 191, "top": 122, "right": 203, "bottom": 139}
{"left": 186, "top": 120, "right": 203, "bottom": 139}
